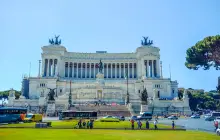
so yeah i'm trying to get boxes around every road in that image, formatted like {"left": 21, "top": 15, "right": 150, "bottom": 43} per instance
{"left": 43, "top": 117, "right": 216, "bottom": 132}
{"left": 158, "top": 118, "right": 216, "bottom": 132}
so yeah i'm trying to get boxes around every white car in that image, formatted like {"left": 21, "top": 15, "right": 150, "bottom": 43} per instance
{"left": 216, "top": 128, "right": 220, "bottom": 136}
{"left": 214, "top": 117, "right": 220, "bottom": 122}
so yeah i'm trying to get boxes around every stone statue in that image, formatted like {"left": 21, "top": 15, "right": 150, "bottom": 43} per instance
{"left": 49, "top": 35, "right": 61, "bottom": 45}
{"left": 47, "top": 88, "right": 56, "bottom": 101}
{"left": 141, "top": 88, "right": 148, "bottom": 104}
{"left": 98, "top": 59, "right": 103, "bottom": 73}
{"left": 153, "top": 89, "right": 158, "bottom": 99}
{"left": 54, "top": 35, "right": 60, "bottom": 45}
{"left": 141, "top": 36, "right": 153, "bottom": 46}
{"left": 183, "top": 90, "right": 189, "bottom": 99}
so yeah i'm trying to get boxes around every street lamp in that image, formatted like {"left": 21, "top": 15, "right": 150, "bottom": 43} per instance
{"left": 125, "top": 68, "right": 130, "bottom": 105}
{"left": 68, "top": 81, "right": 72, "bottom": 110}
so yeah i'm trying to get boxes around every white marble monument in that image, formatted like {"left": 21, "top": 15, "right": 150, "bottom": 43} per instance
{"left": 8, "top": 36, "right": 191, "bottom": 115}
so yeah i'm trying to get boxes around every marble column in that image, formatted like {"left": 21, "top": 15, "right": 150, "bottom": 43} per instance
{"left": 132, "top": 63, "right": 135, "bottom": 78}
{"left": 42, "top": 59, "right": 45, "bottom": 77}
{"left": 72, "top": 62, "right": 74, "bottom": 78}
{"left": 128, "top": 63, "right": 130, "bottom": 78}
{"left": 85, "top": 63, "right": 87, "bottom": 78}
{"left": 119, "top": 63, "right": 121, "bottom": 78}
{"left": 157, "top": 60, "right": 160, "bottom": 77}
{"left": 47, "top": 59, "right": 50, "bottom": 76}
{"left": 124, "top": 63, "right": 126, "bottom": 78}
{"left": 146, "top": 60, "right": 149, "bottom": 77}
{"left": 152, "top": 60, "right": 154, "bottom": 77}
{"left": 111, "top": 63, "right": 113, "bottom": 78}
{"left": 76, "top": 63, "right": 78, "bottom": 78}
{"left": 115, "top": 63, "right": 117, "bottom": 79}
{"left": 142, "top": 59, "right": 145, "bottom": 78}
{"left": 81, "top": 63, "right": 83, "bottom": 78}
{"left": 107, "top": 63, "right": 109, "bottom": 79}
{"left": 93, "top": 63, "right": 95, "bottom": 78}
{"left": 90, "top": 63, "right": 92, "bottom": 78}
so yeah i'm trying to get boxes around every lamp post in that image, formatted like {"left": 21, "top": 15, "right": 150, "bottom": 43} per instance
{"left": 125, "top": 68, "right": 130, "bottom": 105}
{"left": 68, "top": 81, "right": 72, "bottom": 110}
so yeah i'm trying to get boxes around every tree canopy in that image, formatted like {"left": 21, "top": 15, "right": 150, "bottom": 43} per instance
{"left": 0, "top": 90, "right": 21, "bottom": 99}
{"left": 185, "top": 35, "right": 220, "bottom": 70}
{"left": 187, "top": 91, "right": 219, "bottom": 111}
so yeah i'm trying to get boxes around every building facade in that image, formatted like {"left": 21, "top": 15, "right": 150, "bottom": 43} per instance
{"left": 8, "top": 37, "right": 191, "bottom": 115}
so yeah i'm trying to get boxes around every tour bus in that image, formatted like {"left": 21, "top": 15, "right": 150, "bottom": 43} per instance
{"left": 0, "top": 107, "right": 27, "bottom": 123}
{"left": 205, "top": 112, "right": 220, "bottom": 121}
{"left": 59, "top": 111, "right": 98, "bottom": 120}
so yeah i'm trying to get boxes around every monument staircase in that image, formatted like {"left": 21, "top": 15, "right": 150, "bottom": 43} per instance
{"left": 128, "top": 104, "right": 141, "bottom": 116}
{"left": 70, "top": 105, "right": 131, "bottom": 117}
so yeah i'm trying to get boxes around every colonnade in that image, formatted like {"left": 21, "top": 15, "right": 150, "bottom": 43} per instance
{"left": 143, "top": 60, "right": 160, "bottom": 78}
{"left": 43, "top": 59, "right": 58, "bottom": 77}
{"left": 64, "top": 62, "right": 137, "bottom": 79}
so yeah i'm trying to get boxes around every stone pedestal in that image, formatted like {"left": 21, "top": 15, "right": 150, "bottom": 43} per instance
{"left": 96, "top": 72, "right": 105, "bottom": 86}
{"left": 46, "top": 101, "right": 56, "bottom": 116}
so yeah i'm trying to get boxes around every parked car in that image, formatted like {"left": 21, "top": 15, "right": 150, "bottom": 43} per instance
{"left": 24, "top": 113, "right": 43, "bottom": 122}
{"left": 214, "top": 117, "right": 220, "bottom": 122}
{"left": 99, "top": 116, "right": 120, "bottom": 122}
{"left": 205, "top": 116, "right": 215, "bottom": 121}
{"left": 167, "top": 115, "right": 178, "bottom": 120}
{"left": 191, "top": 114, "right": 200, "bottom": 119}
{"left": 116, "top": 116, "right": 125, "bottom": 121}
{"left": 216, "top": 128, "right": 220, "bottom": 136}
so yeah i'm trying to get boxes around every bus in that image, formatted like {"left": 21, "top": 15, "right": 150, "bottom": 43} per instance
{"left": 212, "top": 112, "right": 220, "bottom": 118}
{"left": 0, "top": 107, "right": 27, "bottom": 123}
{"left": 59, "top": 111, "right": 97, "bottom": 120}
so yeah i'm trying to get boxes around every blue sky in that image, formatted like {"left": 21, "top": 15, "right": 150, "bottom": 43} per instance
{"left": 0, "top": 0, "right": 220, "bottom": 91}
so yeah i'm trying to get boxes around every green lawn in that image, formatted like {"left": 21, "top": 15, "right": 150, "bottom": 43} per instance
{"left": 0, "top": 129, "right": 219, "bottom": 140}
{"left": 0, "top": 120, "right": 172, "bottom": 129}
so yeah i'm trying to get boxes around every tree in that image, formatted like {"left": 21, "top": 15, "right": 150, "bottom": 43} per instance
{"left": 178, "top": 89, "right": 184, "bottom": 100}
{"left": 140, "top": 88, "right": 148, "bottom": 104}
{"left": 185, "top": 35, "right": 220, "bottom": 70}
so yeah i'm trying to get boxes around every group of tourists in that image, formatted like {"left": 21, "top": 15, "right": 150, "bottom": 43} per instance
{"left": 75, "top": 119, "right": 94, "bottom": 129}
{"left": 130, "top": 119, "right": 175, "bottom": 130}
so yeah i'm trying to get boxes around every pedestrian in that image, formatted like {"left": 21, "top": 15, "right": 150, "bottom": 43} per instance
{"left": 87, "top": 120, "right": 90, "bottom": 129}
{"left": 78, "top": 119, "right": 82, "bottom": 129}
{"left": 214, "top": 121, "right": 218, "bottom": 130}
{"left": 172, "top": 121, "right": 175, "bottom": 129}
{"left": 83, "top": 120, "right": 86, "bottom": 128}
{"left": 90, "top": 119, "right": 94, "bottom": 129}
{"left": 131, "top": 119, "right": 134, "bottom": 130}
{"left": 146, "top": 120, "right": 149, "bottom": 129}
{"left": 137, "top": 120, "right": 142, "bottom": 129}
{"left": 154, "top": 120, "right": 158, "bottom": 130}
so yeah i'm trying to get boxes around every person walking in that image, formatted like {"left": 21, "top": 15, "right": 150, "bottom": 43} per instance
{"left": 146, "top": 120, "right": 149, "bottom": 129}
{"left": 78, "top": 119, "right": 82, "bottom": 129}
{"left": 131, "top": 119, "right": 135, "bottom": 130}
{"left": 214, "top": 121, "right": 219, "bottom": 130}
{"left": 172, "top": 121, "right": 175, "bottom": 129}
{"left": 137, "top": 120, "right": 142, "bottom": 129}
{"left": 154, "top": 120, "right": 158, "bottom": 130}
{"left": 89, "top": 119, "right": 94, "bottom": 129}
{"left": 87, "top": 120, "right": 90, "bottom": 129}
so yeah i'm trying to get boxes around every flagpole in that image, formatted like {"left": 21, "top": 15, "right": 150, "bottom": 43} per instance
{"left": 29, "top": 62, "right": 31, "bottom": 77}
{"left": 169, "top": 64, "right": 171, "bottom": 80}
{"left": 126, "top": 68, "right": 129, "bottom": 105}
